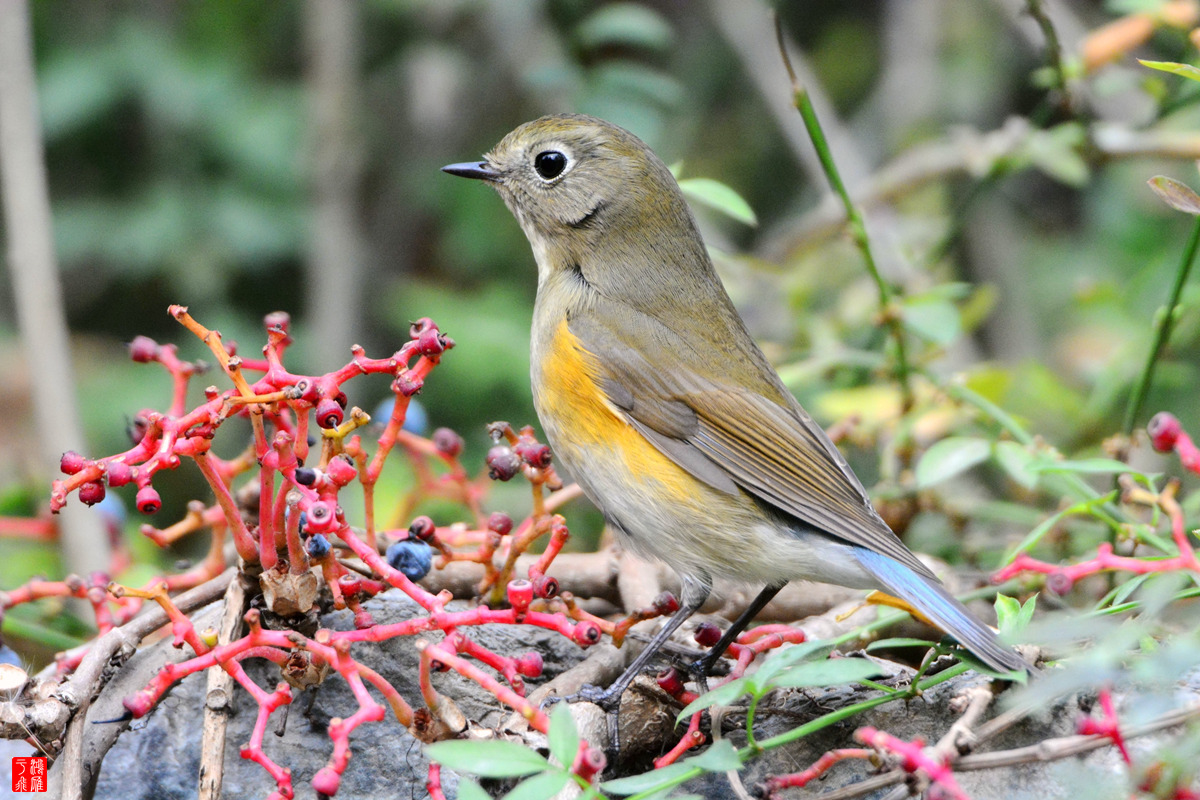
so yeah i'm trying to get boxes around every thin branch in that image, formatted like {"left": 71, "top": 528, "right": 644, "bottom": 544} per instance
{"left": 773, "top": 13, "right": 913, "bottom": 410}
{"left": 1122, "top": 215, "right": 1200, "bottom": 435}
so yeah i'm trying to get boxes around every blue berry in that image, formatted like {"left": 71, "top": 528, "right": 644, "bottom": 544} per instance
{"left": 374, "top": 397, "right": 428, "bottom": 436}
{"left": 385, "top": 539, "right": 433, "bottom": 582}
{"left": 306, "top": 533, "right": 331, "bottom": 559}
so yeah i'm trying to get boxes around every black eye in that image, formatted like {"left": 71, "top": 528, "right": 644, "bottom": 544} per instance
{"left": 534, "top": 151, "right": 567, "bottom": 181}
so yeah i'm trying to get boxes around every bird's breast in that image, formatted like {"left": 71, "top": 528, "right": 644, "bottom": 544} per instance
{"left": 531, "top": 318, "right": 700, "bottom": 508}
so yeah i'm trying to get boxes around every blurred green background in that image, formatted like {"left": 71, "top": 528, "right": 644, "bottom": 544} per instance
{"left": 4, "top": 0, "right": 1200, "bottom": 646}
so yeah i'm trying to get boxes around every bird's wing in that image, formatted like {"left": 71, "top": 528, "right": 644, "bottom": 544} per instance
{"left": 569, "top": 310, "right": 937, "bottom": 581}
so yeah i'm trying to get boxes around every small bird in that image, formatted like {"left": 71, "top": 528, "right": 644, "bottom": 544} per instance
{"left": 443, "top": 114, "right": 1031, "bottom": 705}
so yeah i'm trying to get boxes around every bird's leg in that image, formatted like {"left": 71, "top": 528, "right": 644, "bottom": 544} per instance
{"left": 568, "top": 574, "right": 711, "bottom": 712}
{"left": 689, "top": 582, "right": 786, "bottom": 692}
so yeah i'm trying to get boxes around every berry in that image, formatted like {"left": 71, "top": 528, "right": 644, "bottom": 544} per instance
{"left": 306, "top": 533, "right": 331, "bottom": 559}
{"left": 653, "top": 591, "right": 680, "bottom": 616}
{"left": 506, "top": 579, "right": 535, "bottom": 613}
{"left": 1147, "top": 412, "right": 1182, "bottom": 452}
{"left": 432, "top": 427, "right": 463, "bottom": 458}
{"left": 263, "top": 311, "right": 290, "bottom": 333}
{"left": 515, "top": 652, "right": 543, "bottom": 678}
{"left": 127, "top": 336, "right": 159, "bottom": 363}
{"left": 326, "top": 455, "right": 357, "bottom": 486}
{"left": 105, "top": 461, "right": 133, "bottom": 487}
{"left": 533, "top": 574, "right": 559, "bottom": 599}
{"left": 305, "top": 501, "right": 336, "bottom": 533}
{"left": 60, "top": 451, "right": 88, "bottom": 475}
{"left": 1046, "top": 571, "right": 1073, "bottom": 596}
{"left": 315, "top": 397, "right": 344, "bottom": 429}
{"left": 572, "top": 620, "right": 602, "bottom": 647}
{"left": 78, "top": 481, "right": 106, "bottom": 506}
{"left": 385, "top": 539, "right": 434, "bottom": 582}
{"left": 694, "top": 622, "right": 722, "bottom": 647}
{"left": 487, "top": 512, "right": 513, "bottom": 536}
{"left": 416, "top": 327, "right": 446, "bottom": 356}
{"left": 486, "top": 445, "right": 522, "bottom": 481}
{"left": 408, "top": 515, "right": 436, "bottom": 540}
{"left": 392, "top": 372, "right": 423, "bottom": 397}
{"left": 293, "top": 467, "right": 317, "bottom": 486}
{"left": 136, "top": 485, "right": 162, "bottom": 515}
{"left": 519, "top": 442, "right": 552, "bottom": 469}
{"left": 657, "top": 667, "right": 685, "bottom": 696}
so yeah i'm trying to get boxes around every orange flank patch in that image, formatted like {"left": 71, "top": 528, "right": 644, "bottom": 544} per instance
{"left": 540, "top": 320, "right": 699, "bottom": 502}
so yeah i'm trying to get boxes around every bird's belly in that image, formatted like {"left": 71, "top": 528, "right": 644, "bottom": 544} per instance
{"left": 532, "top": 319, "right": 877, "bottom": 589}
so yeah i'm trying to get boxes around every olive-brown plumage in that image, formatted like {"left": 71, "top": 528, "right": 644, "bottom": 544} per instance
{"left": 443, "top": 114, "right": 1031, "bottom": 695}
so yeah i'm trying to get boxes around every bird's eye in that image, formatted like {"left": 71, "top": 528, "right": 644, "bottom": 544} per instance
{"left": 534, "top": 150, "right": 567, "bottom": 181}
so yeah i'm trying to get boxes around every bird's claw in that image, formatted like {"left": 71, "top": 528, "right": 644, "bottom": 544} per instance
{"left": 542, "top": 682, "right": 623, "bottom": 714}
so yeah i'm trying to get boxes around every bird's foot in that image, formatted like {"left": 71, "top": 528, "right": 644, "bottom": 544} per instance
{"left": 544, "top": 682, "right": 623, "bottom": 714}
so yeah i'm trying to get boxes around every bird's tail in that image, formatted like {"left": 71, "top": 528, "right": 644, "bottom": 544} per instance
{"left": 853, "top": 547, "right": 1033, "bottom": 676}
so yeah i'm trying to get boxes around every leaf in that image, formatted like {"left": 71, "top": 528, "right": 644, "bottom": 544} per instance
{"left": 993, "top": 441, "right": 1039, "bottom": 490}
{"left": 575, "top": 3, "right": 674, "bottom": 54}
{"left": 424, "top": 739, "right": 549, "bottom": 778}
{"left": 547, "top": 703, "right": 579, "bottom": 768}
{"left": 1139, "top": 59, "right": 1200, "bottom": 83}
{"left": 678, "top": 178, "right": 758, "bottom": 226}
{"left": 677, "top": 677, "right": 752, "bottom": 721}
{"left": 1002, "top": 491, "right": 1119, "bottom": 563}
{"left": 865, "top": 637, "right": 936, "bottom": 651}
{"left": 769, "top": 657, "right": 883, "bottom": 689}
{"left": 456, "top": 779, "right": 491, "bottom": 800}
{"left": 503, "top": 769, "right": 572, "bottom": 800}
{"left": 683, "top": 739, "right": 741, "bottom": 772}
{"left": 994, "top": 593, "right": 1036, "bottom": 636}
{"left": 1022, "top": 124, "right": 1090, "bottom": 187}
{"left": 1025, "top": 457, "right": 1133, "bottom": 475}
{"left": 602, "top": 762, "right": 694, "bottom": 795}
{"left": 901, "top": 297, "right": 961, "bottom": 345}
{"left": 1147, "top": 176, "right": 1200, "bottom": 216}
{"left": 915, "top": 437, "right": 991, "bottom": 488}
{"left": 750, "top": 640, "right": 835, "bottom": 686}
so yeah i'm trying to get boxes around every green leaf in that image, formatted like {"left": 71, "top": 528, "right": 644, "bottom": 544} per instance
{"left": 677, "top": 677, "right": 752, "bottom": 720}
{"left": 503, "top": 769, "right": 572, "bottom": 800}
{"left": 994, "top": 593, "right": 1036, "bottom": 636}
{"left": 1022, "top": 124, "right": 1089, "bottom": 186}
{"left": 678, "top": 178, "right": 758, "bottom": 226}
{"left": 993, "top": 441, "right": 1039, "bottom": 490}
{"left": 547, "top": 703, "right": 579, "bottom": 768}
{"left": 456, "top": 779, "right": 491, "bottom": 800}
{"left": 575, "top": 3, "right": 674, "bottom": 54}
{"left": 1025, "top": 458, "right": 1133, "bottom": 475}
{"left": 1139, "top": 59, "right": 1200, "bottom": 83}
{"left": 769, "top": 657, "right": 882, "bottom": 689}
{"left": 424, "top": 739, "right": 549, "bottom": 778}
{"left": 1002, "top": 491, "right": 1119, "bottom": 563}
{"left": 752, "top": 640, "right": 835, "bottom": 686}
{"left": 602, "top": 762, "right": 694, "bottom": 794}
{"left": 901, "top": 297, "right": 961, "bottom": 345}
{"left": 1147, "top": 176, "right": 1200, "bottom": 216}
{"left": 915, "top": 437, "right": 991, "bottom": 488}
{"left": 865, "top": 637, "right": 936, "bottom": 651}
{"left": 683, "top": 739, "right": 741, "bottom": 772}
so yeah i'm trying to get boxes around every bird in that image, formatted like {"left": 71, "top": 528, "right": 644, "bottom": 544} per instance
{"left": 442, "top": 114, "right": 1032, "bottom": 709}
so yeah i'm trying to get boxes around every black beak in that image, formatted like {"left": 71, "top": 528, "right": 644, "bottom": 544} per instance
{"left": 441, "top": 161, "right": 500, "bottom": 181}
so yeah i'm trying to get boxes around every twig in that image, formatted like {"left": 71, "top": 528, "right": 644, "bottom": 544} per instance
{"left": 773, "top": 13, "right": 913, "bottom": 411}
{"left": 198, "top": 575, "right": 250, "bottom": 800}
{"left": 1122, "top": 215, "right": 1200, "bottom": 435}
{"left": 46, "top": 569, "right": 235, "bottom": 799}
{"left": 1025, "top": 0, "right": 1071, "bottom": 112}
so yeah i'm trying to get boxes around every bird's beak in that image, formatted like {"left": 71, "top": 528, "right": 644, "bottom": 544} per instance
{"left": 441, "top": 161, "right": 500, "bottom": 181}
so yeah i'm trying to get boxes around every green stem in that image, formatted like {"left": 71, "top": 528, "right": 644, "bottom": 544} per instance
{"left": 623, "top": 664, "right": 971, "bottom": 800}
{"left": 774, "top": 16, "right": 913, "bottom": 411}
{"left": 1122, "top": 215, "right": 1200, "bottom": 435}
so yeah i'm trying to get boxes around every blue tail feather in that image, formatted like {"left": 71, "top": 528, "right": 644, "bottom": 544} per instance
{"left": 853, "top": 547, "right": 1031, "bottom": 675}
